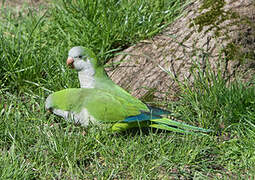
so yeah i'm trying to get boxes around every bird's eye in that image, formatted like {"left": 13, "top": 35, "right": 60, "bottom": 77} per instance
{"left": 78, "top": 55, "right": 83, "bottom": 59}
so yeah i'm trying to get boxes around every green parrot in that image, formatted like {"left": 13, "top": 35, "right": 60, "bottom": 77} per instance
{"left": 46, "top": 46, "right": 211, "bottom": 134}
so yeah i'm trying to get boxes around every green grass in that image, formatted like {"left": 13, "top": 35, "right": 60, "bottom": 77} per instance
{"left": 1, "top": 0, "right": 255, "bottom": 179}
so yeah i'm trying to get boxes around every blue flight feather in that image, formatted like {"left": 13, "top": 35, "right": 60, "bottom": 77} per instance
{"left": 147, "top": 106, "right": 171, "bottom": 116}
{"left": 124, "top": 106, "right": 171, "bottom": 122}
{"left": 123, "top": 112, "right": 160, "bottom": 122}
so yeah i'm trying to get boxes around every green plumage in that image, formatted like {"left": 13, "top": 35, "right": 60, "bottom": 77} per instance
{"left": 45, "top": 46, "right": 212, "bottom": 134}
{"left": 48, "top": 88, "right": 144, "bottom": 123}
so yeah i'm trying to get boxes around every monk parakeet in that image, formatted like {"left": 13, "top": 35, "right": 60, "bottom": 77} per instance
{"left": 46, "top": 46, "right": 211, "bottom": 134}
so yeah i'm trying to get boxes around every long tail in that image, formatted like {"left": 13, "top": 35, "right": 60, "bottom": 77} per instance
{"left": 150, "top": 118, "right": 212, "bottom": 135}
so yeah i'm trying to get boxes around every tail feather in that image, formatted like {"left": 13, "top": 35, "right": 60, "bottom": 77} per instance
{"left": 151, "top": 118, "right": 212, "bottom": 133}
{"left": 150, "top": 124, "right": 196, "bottom": 135}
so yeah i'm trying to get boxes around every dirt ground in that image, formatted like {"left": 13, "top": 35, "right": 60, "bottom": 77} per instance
{"left": 0, "top": 0, "right": 47, "bottom": 10}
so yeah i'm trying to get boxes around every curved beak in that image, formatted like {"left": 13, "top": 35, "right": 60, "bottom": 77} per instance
{"left": 66, "top": 57, "right": 74, "bottom": 68}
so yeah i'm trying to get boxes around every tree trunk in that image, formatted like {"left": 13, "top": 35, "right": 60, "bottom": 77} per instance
{"left": 106, "top": 0, "right": 255, "bottom": 101}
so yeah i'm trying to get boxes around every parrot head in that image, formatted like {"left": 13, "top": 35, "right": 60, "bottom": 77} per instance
{"left": 66, "top": 46, "right": 107, "bottom": 88}
{"left": 67, "top": 46, "right": 98, "bottom": 72}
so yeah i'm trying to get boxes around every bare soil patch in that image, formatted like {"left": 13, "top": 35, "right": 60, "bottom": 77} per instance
{"left": 1, "top": 0, "right": 46, "bottom": 7}
{"left": 0, "top": 0, "right": 47, "bottom": 12}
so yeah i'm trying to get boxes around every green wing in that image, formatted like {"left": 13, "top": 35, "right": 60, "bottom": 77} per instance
{"left": 94, "top": 77, "right": 148, "bottom": 110}
{"left": 46, "top": 88, "right": 146, "bottom": 123}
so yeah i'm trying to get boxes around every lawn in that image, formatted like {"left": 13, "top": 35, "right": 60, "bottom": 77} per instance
{"left": 1, "top": 0, "right": 255, "bottom": 179}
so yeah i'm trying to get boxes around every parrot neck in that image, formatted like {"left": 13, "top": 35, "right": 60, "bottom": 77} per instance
{"left": 78, "top": 72, "right": 95, "bottom": 88}
{"left": 78, "top": 65, "right": 108, "bottom": 88}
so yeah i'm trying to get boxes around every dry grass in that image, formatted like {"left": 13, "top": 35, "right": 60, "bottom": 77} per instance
{"left": 0, "top": 0, "right": 47, "bottom": 14}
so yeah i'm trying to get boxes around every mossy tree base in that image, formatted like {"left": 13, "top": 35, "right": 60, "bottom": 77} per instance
{"left": 107, "top": 0, "right": 255, "bottom": 101}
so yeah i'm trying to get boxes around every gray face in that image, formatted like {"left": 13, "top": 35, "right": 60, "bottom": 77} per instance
{"left": 68, "top": 46, "right": 87, "bottom": 71}
{"left": 67, "top": 46, "right": 95, "bottom": 76}
{"left": 68, "top": 46, "right": 85, "bottom": 58}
